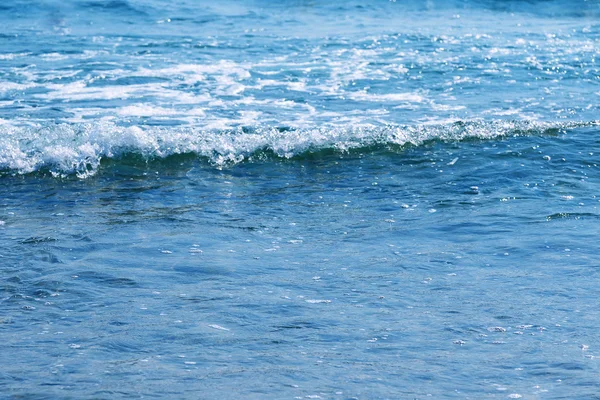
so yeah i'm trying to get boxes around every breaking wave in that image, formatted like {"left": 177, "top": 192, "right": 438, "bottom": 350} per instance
{"left": 0, "top": 120, "right": 596, "bottom": 177}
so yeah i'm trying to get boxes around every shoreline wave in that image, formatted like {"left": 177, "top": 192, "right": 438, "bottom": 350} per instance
{"left": 0, "top": 119, "right": 596, "bottom": 177}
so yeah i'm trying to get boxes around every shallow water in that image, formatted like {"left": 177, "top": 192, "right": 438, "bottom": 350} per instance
{"left": 2, "top": 1, "right": 600, "bottom": 399}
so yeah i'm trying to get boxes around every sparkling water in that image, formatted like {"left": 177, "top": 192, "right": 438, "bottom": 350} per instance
{"left": 2, "top": 1, "right": 600, "bottom": 398}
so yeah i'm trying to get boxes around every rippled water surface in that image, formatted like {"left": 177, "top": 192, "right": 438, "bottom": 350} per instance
{"left": 2, "top": 1, "right": 600, "bottom": 399}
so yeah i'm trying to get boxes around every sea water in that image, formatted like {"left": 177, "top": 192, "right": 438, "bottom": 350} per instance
{"left": 1, "top": 1, "right": 600, "bottom": 398}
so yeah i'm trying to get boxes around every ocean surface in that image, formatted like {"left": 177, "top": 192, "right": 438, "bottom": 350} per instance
{"left": 2, "top": 0, "right": 600, "bottom": 398}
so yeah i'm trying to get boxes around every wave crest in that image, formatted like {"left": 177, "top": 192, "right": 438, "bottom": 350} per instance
{"left": 0, "top": 120, "right": 595, "bottom": 177}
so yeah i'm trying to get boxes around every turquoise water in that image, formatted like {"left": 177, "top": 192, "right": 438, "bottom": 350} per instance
{"left": 2, "top": 1, "right": 600, "bottom": 398}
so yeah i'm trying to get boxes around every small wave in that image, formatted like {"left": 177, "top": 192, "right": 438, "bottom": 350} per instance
{"left": 546, "top": 212, "right": 600, "bottom": 221}
{"left": 0, "top": 120, "right": 596, "bottom": 178}
{"left": 78, "top": 0, "right": 149, "bottom": 16}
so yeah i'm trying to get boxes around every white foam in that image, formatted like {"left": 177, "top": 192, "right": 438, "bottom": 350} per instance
{"left": 136, "top": 61, "right": 250, "bottom": 85}
{"left": 35, "top": 82, "right": 212, "bottom": 105}
{"left": 40, "top": 53, "right": 69, "bottom": 61}
{"left": 348, "top": 92, "right": 426, "bottom": 103}
{"left": 0, "top": 82, "right": 36, "bottom": 93}
{"left": 117, "top": 105, "right": 206, "bottom": 117}
{"left": 0, "top": 52, "right": 30, "bottom": 60}
{"left": 208, "top": 324, "right": 230, "bottom": 331}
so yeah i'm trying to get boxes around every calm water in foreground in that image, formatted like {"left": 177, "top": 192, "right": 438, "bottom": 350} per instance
{"left": 2, "top": 0, "right": 600, "bottom": 398}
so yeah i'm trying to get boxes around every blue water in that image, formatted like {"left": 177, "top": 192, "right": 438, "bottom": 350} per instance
{"left": 2, "top": 1, "right": 600, "bottom": 398}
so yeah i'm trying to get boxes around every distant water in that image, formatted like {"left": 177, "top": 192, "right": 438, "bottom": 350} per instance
{"left": 2, "top": 1, "right": 600, "bottom": 398}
